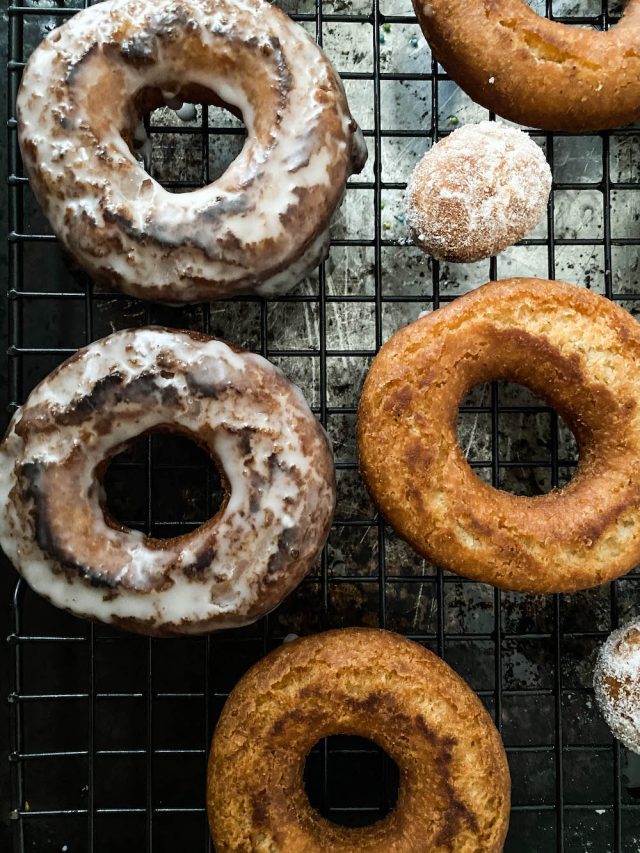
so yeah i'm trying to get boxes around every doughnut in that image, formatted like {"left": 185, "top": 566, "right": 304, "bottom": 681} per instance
{"left": 16, "top": 0, "right": 367, "bottom": 302}
{"left": 0, "top": 328, "right": 335, "bottom": 635}
{"left": 358, "top": 278, "right": 640, "bottom": 594}
{"left": 594, "top": 620, "right": 640, "bottom": 754}
{"left": 208, "top": 628, "right": 510, "bottom": 852}
{"left": 413, "top": 0, "right": 640, "bottom": 132}
{"left": 406, "top": 122, "right": 551, "bottom": 263}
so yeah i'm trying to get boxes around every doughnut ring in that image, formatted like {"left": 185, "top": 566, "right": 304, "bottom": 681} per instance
{"left": 208, "top": 628, "right": 510, "bottom": 852}
{"left": 0, "top": 328, "right": 335, "bottom": 635}
{"left": 17, "top": 0, "right": 366, "bottom": 302}
{"left": 358, "top": 278, "right": 640, "bottom": 594}
{"left": 413, "top": 0, "right": 640, "bottom": 131}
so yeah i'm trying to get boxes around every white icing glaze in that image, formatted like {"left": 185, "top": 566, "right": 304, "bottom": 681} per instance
{"left": 17, "top": 0, "right": 367, "bottom": 302}
{"left": 594, "top": 619, "right": 640, "bottom": 754}
{"left": 0, "top": 329, "right": 336, "bottom": 635}
{"left": 174, "top": 102, "right": 197, "bottom": 122}
{"left": 405, "top": 121, "right": 551, "bottom": 263}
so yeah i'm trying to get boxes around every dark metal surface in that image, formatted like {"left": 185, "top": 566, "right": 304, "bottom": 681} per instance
{"left": 4, "top": 0, "right": 640, "bottom": 850}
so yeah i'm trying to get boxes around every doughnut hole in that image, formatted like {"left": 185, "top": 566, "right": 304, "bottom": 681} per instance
{"left": 595, "top": 621, "right": 640, "bottom": 753}
{"left": 522, "top": 0, "right": 608, "bottom": 30}
{"left": 457, "top": 380, "right": 579, "bottom": 497}
{"left": 303, "top": 735, "right": 400, "bottom": 827}
{"left": 124, "top": 84, "right": 248, "bottom": 192}
{"left": 102, "top": 430, "right": 225, "bottom": 539}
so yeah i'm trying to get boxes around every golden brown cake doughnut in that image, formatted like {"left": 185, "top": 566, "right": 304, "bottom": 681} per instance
{"left": 406, "top": 121, "right": 551, "bottom": 263}
{"left": 0, "top": 328, "right": 335, "bottom": 635}
{"left": 413, "top": 0, "right": 640, "bottom": 131}
{"left": 358, "top": 278, "right": 640, "bottom": 594}
{"left": 208, "top": 628, "right": 510, "bottom": 852}
{"left": 17, "top": 0, "right": 366, "bottom": 302}
{"left": 594, "top": 619, "right": 640, "bottom": 754}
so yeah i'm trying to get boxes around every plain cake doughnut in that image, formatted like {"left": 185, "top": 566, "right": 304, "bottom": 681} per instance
{"left": 358, "top": 278, "right": 640, "bottom": 594}
{"left": 16, "top": 0, "right": 367, "bottom": 302}
{"left": 0, "top": 328, "right": 335, "bottom": 635}
{"left": 208, "top": 628, "right": 510, "bottom": 852}
{"left": 413, "top": 0, "right": 640, "bottom": 132}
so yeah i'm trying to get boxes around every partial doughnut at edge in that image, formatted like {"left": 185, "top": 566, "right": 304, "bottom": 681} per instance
{"left": 594, "top": 619, "right": 640, "bottom": 754}
{"left": 413, "top": 0, "right": 640, "bottom": 131}
{"left": 208, "top": 628, "right": 510, "bottom": 852}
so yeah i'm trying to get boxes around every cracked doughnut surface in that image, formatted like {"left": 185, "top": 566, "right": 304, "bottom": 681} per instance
{"left": 413, "top": 0, "right": 640, "bottom": 131}
{"left": 0, "top": 328, "right": 335, "bottom": 635}
{"left": 208, "top": 628, "right": 510, "bottom": 852}
{"left": 358, "top": 278, "right": 640, "bottom": 593}
{"left": 16, "top": 0, "right": 366, "bottom": 302}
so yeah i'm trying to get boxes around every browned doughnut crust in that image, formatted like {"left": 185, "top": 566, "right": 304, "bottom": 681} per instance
{"left": 208, "top": 628, "right": 510, "bottom": 852}
{"left": 413, "top": 0, "right": 640, "bottom": 131}
{"left": 358, "top": 279, "right": 640, "bottom": 594}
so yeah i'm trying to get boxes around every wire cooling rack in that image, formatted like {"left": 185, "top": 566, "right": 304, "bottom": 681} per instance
{"left": 4, "top": 0, "right": 640, "bottom": 850}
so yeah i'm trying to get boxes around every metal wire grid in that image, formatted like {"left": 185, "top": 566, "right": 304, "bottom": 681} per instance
{"left": 5, "top": 0, "right": 640, "bottom": 850}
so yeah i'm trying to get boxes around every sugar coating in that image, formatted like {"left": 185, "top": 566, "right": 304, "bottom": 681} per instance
{"left": 0, "top": 329, "right": 336, "bottom": 635}
{"left": 594, "top": 619, "right": 640, "bottom": 753}
{"left": 16, "top": 0, "right": 367, "bottom": 302}
{"left": 406, "top": 121, "right": 552, "bottom": 263}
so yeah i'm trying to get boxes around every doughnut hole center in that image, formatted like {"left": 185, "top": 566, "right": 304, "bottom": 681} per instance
{"left": 522, "top": 0, "right": 611, "bottom": 29}
{"left": 457, "top": 380, "right": 578, "bottom": 496}
{"left": 102, "top": 431, "right": 225, "bottom": 539}
{"left": 126, "top": 85, "right": 248, "bottom": 192}
{"left": 304, "top": 735, "right": 400, "bottom": 827}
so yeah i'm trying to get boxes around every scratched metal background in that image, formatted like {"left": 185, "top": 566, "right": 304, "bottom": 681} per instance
{"left": 4, "top": 0, "right": 640, "bottom": 850}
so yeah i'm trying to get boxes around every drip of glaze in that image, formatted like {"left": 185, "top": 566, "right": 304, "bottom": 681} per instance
{"left": 174, "top": 102, "right": 198, "bottom": 122}
{"left": 133, "top": 121, "right": 152, "bottom": 173}
{"left": 283, "top": 633, "right": 299, "bottom": 644}
{"left": 160, "top": 89, "right": 183, "bottom": 110}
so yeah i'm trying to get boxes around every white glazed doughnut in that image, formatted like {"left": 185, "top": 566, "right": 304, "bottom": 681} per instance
{"left": 0, "top": 328, "right": 335, "bottom": 635}
{"left": 17, "top": 0, "right": 367, "bottom": 302}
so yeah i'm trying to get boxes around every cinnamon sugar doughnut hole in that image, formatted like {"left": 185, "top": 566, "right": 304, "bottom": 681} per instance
{"left": 406, "top": 122, "right": 551, "bottom": 263}
{"left": 594, "top": 620, "right": 640, "bottom": 754}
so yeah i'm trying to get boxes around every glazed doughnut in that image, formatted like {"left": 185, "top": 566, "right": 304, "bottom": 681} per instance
{"left": 358, "top": 278, "right": 640, "bottom": 594}
{"left": 0, "top": 328, "right": 335, "bottom": 635}
{"left": 406, "top": 121, "right": 551, "bottom": 263}
{"left": 413, "top": 0, "right": 640, "bottom": 131}
{"left": 208, "top": 628, "right": 510, "bottom": 852}
{"left": 594, "top": 619, "right": 640, "bottom": 754}
{"left": 17, "top": 0, "right": 366, "bottom": 302}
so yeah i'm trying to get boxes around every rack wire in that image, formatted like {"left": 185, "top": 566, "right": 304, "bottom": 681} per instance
{"left": 4, "top": 0, "right": 640, "bottom": 850}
